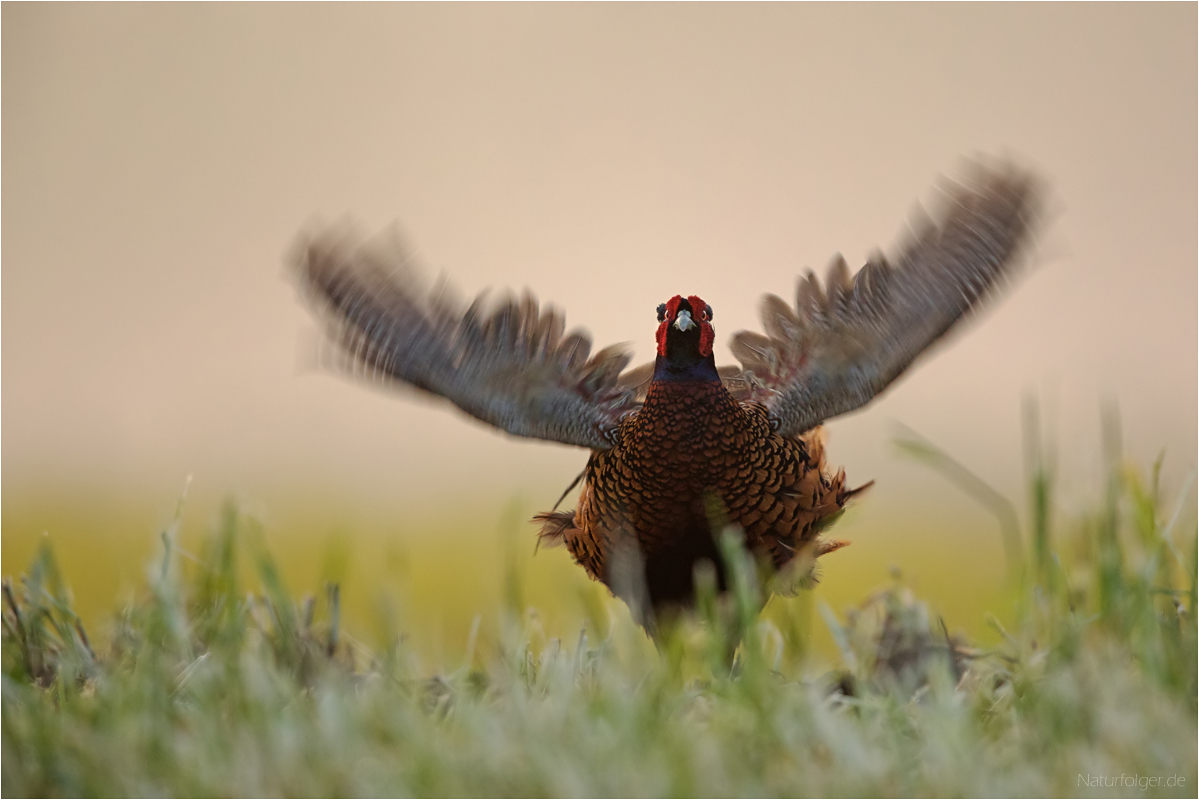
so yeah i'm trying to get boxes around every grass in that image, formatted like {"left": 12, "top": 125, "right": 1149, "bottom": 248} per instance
{"left": 3, "top": 422, "right": 1197, "bottom": 797}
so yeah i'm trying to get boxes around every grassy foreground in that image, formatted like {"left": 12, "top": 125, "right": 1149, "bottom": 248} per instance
{"left": 3, "top": 449, "right": 1196, "bottom": 796}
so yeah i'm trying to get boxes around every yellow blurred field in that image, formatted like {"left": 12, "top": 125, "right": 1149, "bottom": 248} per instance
{"left": 2, "top": 485, "right": 1015, "bottom": 669}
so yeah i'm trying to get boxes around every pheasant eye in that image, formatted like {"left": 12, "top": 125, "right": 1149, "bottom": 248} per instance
{"left": 656, "top": 303, "right": 667, "bottom": 322}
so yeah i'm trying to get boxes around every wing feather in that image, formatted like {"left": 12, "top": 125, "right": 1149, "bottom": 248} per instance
{"left": 726, "top": 160, "right": 1044, "bottom": 437}
{"left": 294, "top": 226, "right": 641, "bottom": 449}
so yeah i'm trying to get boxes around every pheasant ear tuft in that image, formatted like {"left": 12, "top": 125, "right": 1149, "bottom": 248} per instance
{"left": 656, "top": 303, "right": 667, "bottom": 322}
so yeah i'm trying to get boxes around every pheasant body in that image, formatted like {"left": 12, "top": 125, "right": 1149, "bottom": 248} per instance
{"left": 536, "top": 296, "right": 856, "bottom": 619}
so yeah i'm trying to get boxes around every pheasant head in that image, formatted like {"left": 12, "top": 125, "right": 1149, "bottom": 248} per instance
{"left": 654, "top": 295, "right": 719, "bottom": 381}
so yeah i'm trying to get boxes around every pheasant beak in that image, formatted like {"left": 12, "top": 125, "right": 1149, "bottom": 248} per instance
{"left": 673, "top": 309, "right": 696, "bottom": 332}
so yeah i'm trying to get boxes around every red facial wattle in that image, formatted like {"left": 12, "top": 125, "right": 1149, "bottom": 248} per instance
{"left": 655, "top": 295, "right": 683, "bottom": 357}
{"left": 687, "top": 295, "right": 715, "bottom": 358}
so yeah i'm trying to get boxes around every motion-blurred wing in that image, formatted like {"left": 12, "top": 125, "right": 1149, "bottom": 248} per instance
{"left": 294, "top": 227, "right": 642, "bottom": 450}
{"left": 727, "top": 161, "right": 1043, "bottom": 437}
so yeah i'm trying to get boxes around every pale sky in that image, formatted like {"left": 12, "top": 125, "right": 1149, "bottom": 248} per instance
{"left": 4, "top": 4, "right": 1196, "bottom": 564}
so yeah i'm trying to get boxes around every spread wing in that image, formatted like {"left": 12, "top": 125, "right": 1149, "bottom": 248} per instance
{"left": 726, "top": 161, "right": 1043, "bottom": 437}
{"left": 293, "top": 226, "right": 643, "bottom": 450}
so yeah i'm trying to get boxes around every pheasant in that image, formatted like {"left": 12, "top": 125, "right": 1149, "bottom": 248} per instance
{"left": 294, "top": 161, "right": 1041, "bottom": 626}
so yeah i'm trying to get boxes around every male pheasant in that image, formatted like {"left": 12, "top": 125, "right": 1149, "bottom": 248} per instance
{"left": 294, "top": 161, "right": 1041, "bottom": 626}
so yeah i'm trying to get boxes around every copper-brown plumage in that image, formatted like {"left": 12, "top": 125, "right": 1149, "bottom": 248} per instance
{"left": 534, "top": 302, "right": 864, "bottom": 620}
{"left": 292, "top": 160, "right": 1042, "bottom": 626}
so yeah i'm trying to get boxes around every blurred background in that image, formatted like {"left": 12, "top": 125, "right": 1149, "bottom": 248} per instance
{"left": 4, "top": 4, "right": 1195, "bottom": 665}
